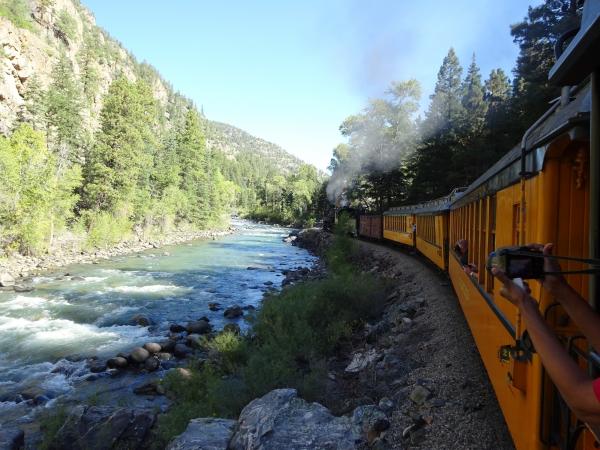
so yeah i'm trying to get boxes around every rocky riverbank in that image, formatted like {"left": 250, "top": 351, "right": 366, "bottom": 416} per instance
{"left": 0, "top": 228, "right": 235, "bottom": 286}
{"left": 159, "top": 229, "right": 515, "bottom": 450}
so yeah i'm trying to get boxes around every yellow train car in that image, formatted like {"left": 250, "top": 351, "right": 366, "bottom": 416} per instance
{"left": 448, "top": 81, "right": 595, "bottom": 450}
{"left": 383, "top": 210, "right": 415, "bottom": 247}
{"left": 384, "top": 189, "right": 465, "bottom": 270}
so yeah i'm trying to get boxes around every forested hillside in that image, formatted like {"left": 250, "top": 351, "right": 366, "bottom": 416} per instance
{"left": 0, "top": 0, "right": 322, "bottom": 256}
{"left": 328, "top": 0, "right": 582, "bottom": 210}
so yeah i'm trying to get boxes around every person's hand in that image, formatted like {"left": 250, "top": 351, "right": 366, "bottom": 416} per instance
{"left": 527, "top": 243, "right": 567, "bottom": 296}
{"left": 491, "top": 267, "right": 535, "bottom": 309}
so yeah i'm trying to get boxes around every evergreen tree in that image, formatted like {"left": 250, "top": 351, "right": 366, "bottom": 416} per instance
{"left": 510, "top": 1, "right": 582, "bottom": 132}
{"left": 461, "top": 54, "right": 487, "bottom": 136}
{"left": 44, "top": 53, "right": 83, "bottom": 168}
{"left": 423, "top": 48, "right": 464, "bottom": 136}
{"left": 82, "top": 77, "right": 158, "bottom": 216}
{"left": 20, "top": 75, "right": 46, "bottom": 130}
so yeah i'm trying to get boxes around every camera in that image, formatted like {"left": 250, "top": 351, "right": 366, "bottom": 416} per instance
{"left": 486, "top": 246, "right": 545, "bottom": 279}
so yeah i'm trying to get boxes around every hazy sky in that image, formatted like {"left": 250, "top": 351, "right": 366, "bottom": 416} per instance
{"left": 84, "top": 1, "right": 542, "bottom": 171}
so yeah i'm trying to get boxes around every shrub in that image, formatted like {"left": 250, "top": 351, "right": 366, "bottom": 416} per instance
{"left": 0, "top": 0, "right": 33, "bottom": 30}
{"left": 156, "top": 226, "right": 387, "bottom": 444}
{"left": 84, "top": 211, "right": 132, "bottom": 249}
{"left": 56, "top": 9, "right": 77, "bottom": 41}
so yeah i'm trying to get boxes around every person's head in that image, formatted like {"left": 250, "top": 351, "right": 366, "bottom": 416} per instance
{"left": 455, "top": 239, "right": 468, "bottom": 255}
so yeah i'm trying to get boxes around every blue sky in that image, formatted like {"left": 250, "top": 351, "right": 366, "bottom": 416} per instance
{"left": 84, "top": 1, "right": 542, "bottom": 171}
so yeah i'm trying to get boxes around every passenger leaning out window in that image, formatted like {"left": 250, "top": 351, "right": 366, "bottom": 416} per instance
{"left": 492, "top": 243, "right": 600, "bottom": 431}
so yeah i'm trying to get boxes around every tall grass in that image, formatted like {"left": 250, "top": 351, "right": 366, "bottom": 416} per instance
{"left": 152, "top": 214, "right": 387, "bottom": 446}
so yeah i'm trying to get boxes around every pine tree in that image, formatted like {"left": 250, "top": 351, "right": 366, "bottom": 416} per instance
{"left": 82, "top": 77, "right": 157, "bottom": 216}
{"left": 44, "top": 53, "right": 83, "bottom": 168}
{"left": 461, "top": 54, "right": 487, "bottom": 136}
{"left": 20, "top": 75, "right": 46, "bottom": 130}
{"left": 423, "top": 48, "right": 464, "bottom": 136}
{"left": 510, "top": 0, "right": 582, "bottom": 132}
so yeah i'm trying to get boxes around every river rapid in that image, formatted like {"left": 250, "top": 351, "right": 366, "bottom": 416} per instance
{"left": 0, "top": 220, "right": 315, "bottom": 428}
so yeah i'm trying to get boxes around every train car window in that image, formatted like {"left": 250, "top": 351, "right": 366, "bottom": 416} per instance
{"left": 479, "top": 198, "right": 487, "bottom": 285}
{"left": 486, "top": 196, "right": 497, "bottom": 293}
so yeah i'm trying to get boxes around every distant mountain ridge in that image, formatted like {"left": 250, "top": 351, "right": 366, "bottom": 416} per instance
{"left": 207, "top": 121, "right": 303, "bottom": 174}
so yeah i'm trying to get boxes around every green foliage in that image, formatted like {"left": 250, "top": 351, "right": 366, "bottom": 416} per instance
{"left": 0, "top": 0, "right": 33, "bottom": 30}
{"left": 44, "top": 54, "right": 83, "bottom": 163}
{"left": 0, "top": 125, "right": 80, "bottom": 255}
{"left": 82, "top": 76, "right": 158, "bottom": 215}
{"left": 155, "top": 226, "right": 385, "bottom": 445}
{"left": 83, "top": 210, "right": 132, "bottom": 249}
{"left": 56, "top": 9, "right": 77, "bottom": 41}
{"left": 38, "top": 405, "right": 68, "bottom": 450}
{"left": 328, "top": 0, "right": 582, "bottom": 209}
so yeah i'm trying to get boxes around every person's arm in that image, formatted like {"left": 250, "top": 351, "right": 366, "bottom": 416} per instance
{"left": 532, "top": 243, "right": 600, "bottom": 351}
{"left": 492, "top": 268, "right": 600, "bottom": 424}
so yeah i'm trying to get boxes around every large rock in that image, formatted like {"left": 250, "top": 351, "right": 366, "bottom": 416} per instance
{"left": 229, "top": 389, "right": 365, "bottom": 450}
{"left": 130, "top": 347, "right": 150, "bottom": 363}
{"left": 223, "top": 306, "right": 243, "bottom": 319}
{"left": 345, "top": 349, "right": 380, "bottom": 373}
{"left": 0, "top": 427, "right": 24, "bottom": 450}
{"left": 0, "top": 272, "right": 15, "bottom": 287}
{"left": 186, "top": 320, "right": 211, "bottom": 335}
{"left": 167, "top": 418, "right": 236, "bottom": 450}
{"left": 50, "top": 405, "right": 155, "bottom": 450}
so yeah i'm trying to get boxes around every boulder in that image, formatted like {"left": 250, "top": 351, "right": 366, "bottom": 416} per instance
{"left": 186, "top": 320, "right": 211, "bottom": 334}
{"left": 167, "top": 418, "right": 236, "bottom": 450}
{"left": 208, "top": 302, "right": 221, "bottom": 311}
{"left": 351, "top": 405, "right": 390, "bottom": 436}
{"left": 134, "top": 380, "right": 165, "bottom": 396}
{"left": 130, "top": 347, "right": 150, "bottom": 364}
{"left": 131, "top": 315, "right": 151, "bottom": 327}
{"left": 170, "top": 324, "right": 186, "bottom": 333}
{"left": 223, "top": 306, "right": 243, "bottom": 319}
{"left": 51, "top": 405, "right": 155, "bottom": 450}
{"left": 174, "top": 343, "right": 191, "bottom": 358}
{"left": 88, "top": 359, "right": 107, "bottom": 373}
{"left": 107, "top": 357, "right": 128, "bottom": 369}
{"left": 157, "top": 352, "right": 173, "bottom": 361}
{"left": 0, "top": 272, "right": 15, "bottom": 287}
{"left": 223, "top": 323, "right": 241, "bottom": 335}
{"left": 0, "top": 427, "right": 24, "bottom": 450}
{"left": 345, "top": 349, "right": 381, "bottom": 373}
{"left": 143, "top": 342, "right": 162, "bottom": 354}
{"left": 409, "top": 385, "right": 431, "bottom": 405}
{"left": 13, "top": 284, "right": 34, "bottom": 293}
{"left": 161, "top": 340, "right": 177, "bottom": 352}
{"left": 144, "top": 357, "right": 160, "bottom": 372}
{"left": 229, "top": 389, "right": 365, "bottom": 450}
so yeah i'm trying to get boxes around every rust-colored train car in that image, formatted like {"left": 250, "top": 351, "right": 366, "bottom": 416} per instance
{"left": 358, "top": 214, "right": 383, "bottom": 240}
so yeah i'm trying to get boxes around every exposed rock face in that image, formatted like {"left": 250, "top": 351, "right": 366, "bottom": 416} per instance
{"left": 0, "top": 272, "right": 15, "bottom": 287}
{"left": 228, "top": 389, "right": 365, "bottom": 450}
{"left": 167, "top": 418, "right": 236, "bottom": 450}
{"left": 50, "top": 405, "right": 155, "bottom": 450}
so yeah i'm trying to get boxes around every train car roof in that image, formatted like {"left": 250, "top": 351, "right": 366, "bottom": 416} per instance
{"left": 451, "top": 82, "right": 591, "bottom": 210}
{"left": 384, "top": 188, "right": 467, "bottom": 216}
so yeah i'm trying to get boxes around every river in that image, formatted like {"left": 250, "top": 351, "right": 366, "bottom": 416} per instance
{"left": 0, "top": 220, "right": 315, "bottom": 428}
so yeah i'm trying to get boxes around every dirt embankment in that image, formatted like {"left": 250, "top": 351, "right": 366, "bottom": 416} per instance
{"left": 296, "top": 231, "right": 515, "bottom": 450}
